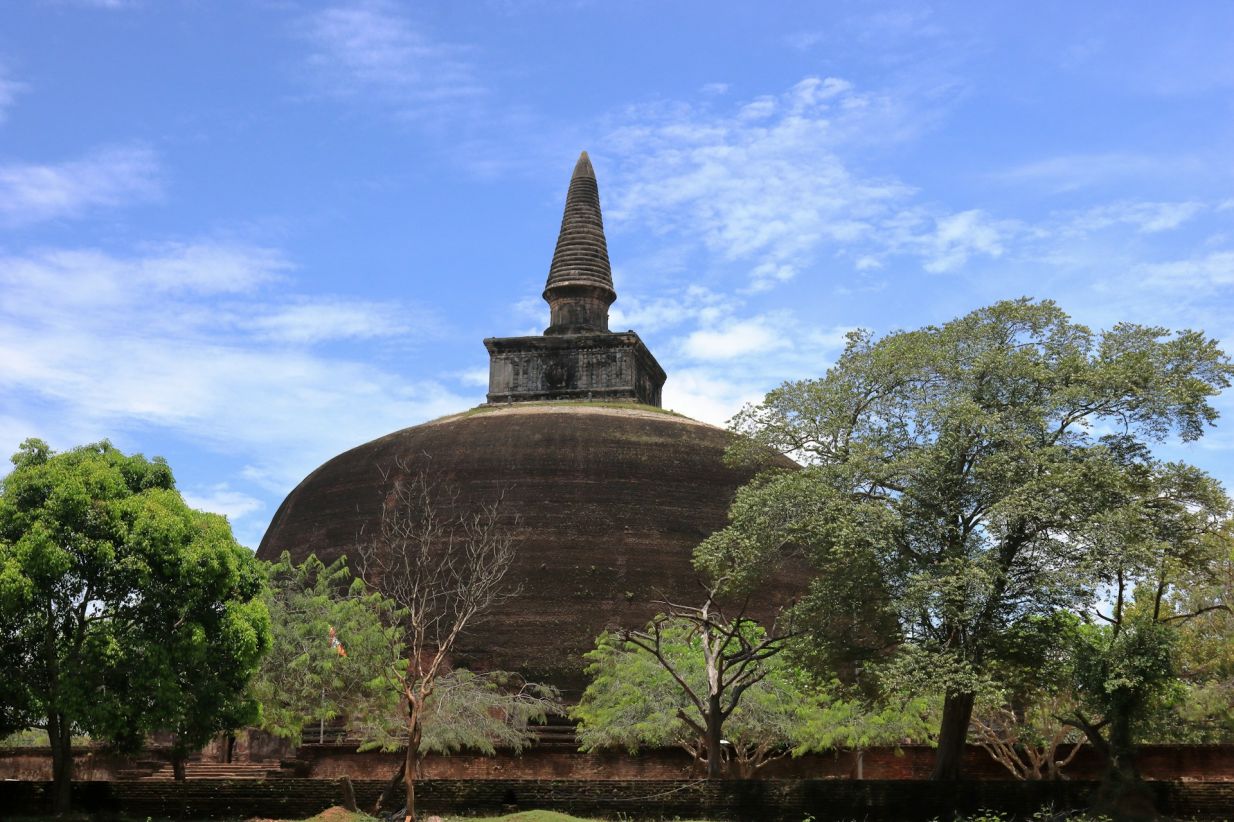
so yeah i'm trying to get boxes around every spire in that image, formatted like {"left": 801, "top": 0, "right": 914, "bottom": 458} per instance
{"left": 543, "top": 151, "right": 616, "bottom": 334}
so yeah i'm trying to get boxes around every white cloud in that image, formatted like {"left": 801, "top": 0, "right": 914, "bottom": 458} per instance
{"left": 1137, "top": 251, "right": 1234, "bottom": 291}
{"left": 994, "top": 152, "right": 1195, "bottom": 193}
{"left": 248, "top": 297, "right": 427, "bottom": 344}
{"left": 456, "top": 367, "right": 489, "bottom": 388}
{"left": 0, "top": 243, "right": 467, "bottom": 497}
{"left": 182, "top": 484, "right": 267, "bottom": 547}
{"left": 602, "top": 76, "right": 1007, "bottom": 288}
{"left": 662, "top": 367, "right": 767, "bottom": 427}
{"left": 0, "top": 144, "right": 161, "bottom": 225}
{"left": 299, "top": 1, "right": 483, "bottom": 112}
{"left": 921, "top": 209, "right": 1006, "bottom": 273}
{"left": 681, "top": 317, "right": 792, "bottom": 361}
{"left": 0, "top": 244, "right": 288, "bottom": 320}
{"left": 0, "top": 68, "right": 26, "bottom": 124}
{"left": 609, "top": 285, "right": 733, "bottom": 334}
{"left": 56, "top": 0, "right": 137, "bottom": 7}
{"left": 1068, "top": 201, "right": 1205, "bottom": 234}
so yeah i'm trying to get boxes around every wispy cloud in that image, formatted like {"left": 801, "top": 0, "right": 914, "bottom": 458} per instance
{"left": 681, "top": 317, "right": 792, "bottom": 361}
{"left": 603, "top": 77, "right": 913, "bottom": 289}
{"left": 918, "top": 209, "right": 1007, "bottom": 273}
{"left": 0, "top": 144, "right": 161, "bottom": 226}
{"left": 602, "top": 77, "right": 1005, "bottom": 291}
{"left": 0, "top": 242, "right": 467, "bottom": 543}
{"left": 298, "top": 1, "right": 483, "bottom": 115}
{"left": 994, "top": 152, "right": 1198, "bottom": 194}
{"left": 1065, "top": 201, "right": 1205, "bottom": 235}
{"left": 0, "top": 67, "right": 26, "bottom": 124}
{"left": 181, "top": 484, "right": 267, "bottom": 546}
{"left": 1137, "top": 251, "right": 1234, "bottom": 292}
{"left": 55, "top": 0, "right": 138, "bottom": 7}
{"left": 248, "top": 297, "right": 435, "bottom": 344}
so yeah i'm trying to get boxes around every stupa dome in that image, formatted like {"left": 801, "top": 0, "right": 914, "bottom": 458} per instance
{"left": 256, "top": 403, "right": 797, "bottom": 693}
{"left": 257, "top": 152, "right": 800, "bottom": 693}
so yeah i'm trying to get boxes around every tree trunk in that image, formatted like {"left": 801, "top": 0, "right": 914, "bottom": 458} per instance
{"left": 172, "top": 752, "right": 187, "bottom": 782}
{"left": 47, "top": 713, "right": 73, "bottom": 814}
{"left": 704, "top": 694, "right": 724, "bottom": 779}
{"left": 1092, "top": 707, "right": 1159, "bottom": 821}
{"left": 373, "top": 759, "right": 406, "bottom": 816}
{"left": 931, "top": 691, "right": 975, "bottom": 780}
{"left": 340, "top": 775, "right": 358, "bottom": 812}
{"left": 403, "top": 702, "right": 422, "bottom": 822}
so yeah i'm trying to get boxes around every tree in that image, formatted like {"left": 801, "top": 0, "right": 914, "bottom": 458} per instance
{"left": 1061, "top": 459, "right": 1231, "bottom": 817}
{"left": 250, "top": 552, "right": 404, "bottom": 747}
{"left": 139, "top": 520, "right": 270, "bottom": 781}
{"left": 574, "top": 619, "right": 935, "bottom": 778}
{"left": 357, "top": 465, "right": 545, "bottom": 822}
{"left": 1155, "top": 525, "right": 1234, "bottom": 743}
{"left": 696, "top": 299, "right": 1232, "bottom": 779}
{"left": 252, "top": 551, "right": 555, "bottom": 816}
{"left": 575, "top": 591, "right": 793, "bottom": 778}
{"left": 364, "top": 667, "right": 558, "bottom": 813}
{"left": 0, "top": 439, "right": 270, "bottom": 809}
{"left": 965, "top": 616, "right": 1086, "bottom": 780}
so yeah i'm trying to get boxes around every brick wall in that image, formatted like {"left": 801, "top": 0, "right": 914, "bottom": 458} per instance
{"left": 291, "top": 742, "right": 1234, "bottom": 782}
{"left": 0, "top": 747, "right": 167, "bottom": 781}
{"left": 7, "top": 743, "right": 1234, "bottom": 783}
{"left": 3, "top": 779, "right": 1234, "bottom": 820}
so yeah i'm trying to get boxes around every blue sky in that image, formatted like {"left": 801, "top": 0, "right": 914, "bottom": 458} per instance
{"left": 2, "top": 1, "right": 1233, "bottom": 548}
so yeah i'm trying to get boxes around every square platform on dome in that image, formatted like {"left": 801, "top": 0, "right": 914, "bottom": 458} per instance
{"left": 483, "top": 331, "right": 665, "bottom": 407}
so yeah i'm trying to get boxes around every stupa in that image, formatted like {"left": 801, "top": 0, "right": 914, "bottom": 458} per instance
{"left": 257, "top": 152, "right": 797, "bottom": 694}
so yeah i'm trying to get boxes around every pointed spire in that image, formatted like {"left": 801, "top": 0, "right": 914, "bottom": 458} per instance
{"left": 543, "top": 152, "right": 616, "bottom": 335}
{"left": 572, "top": 150, "right": 595, "bottom": 180}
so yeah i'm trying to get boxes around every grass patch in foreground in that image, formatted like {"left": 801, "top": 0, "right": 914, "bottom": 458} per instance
{"left": 442, "top": 813, "right": 715, "bottom": 822}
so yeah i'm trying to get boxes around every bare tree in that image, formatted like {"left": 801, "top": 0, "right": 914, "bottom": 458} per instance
{"left": 358, "top": 463, "right": 520, "bottom": 822}
{"left": 619, "top": 588, "right": 793, "bottom": 778}
{"left": 970, "top": 698, "right": 1084, "bottom": 780}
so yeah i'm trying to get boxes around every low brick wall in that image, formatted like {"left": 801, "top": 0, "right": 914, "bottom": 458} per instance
{"left": 7, "top": 742, "right": 1234, "bottom": 783}
{"left": 291, "top": 741, "right": 1234, "bottom": 782}
{"left": 4, "top": 778, "right": 1234, "bottom": 820}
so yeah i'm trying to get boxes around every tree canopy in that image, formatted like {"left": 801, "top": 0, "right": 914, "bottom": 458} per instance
{"left": 0, "top": 439, "right": 270, "bottom": 806}
{"left": 574, "top": 617, "right": 935, "bottom": 778}
{"left": 251, "top": 552, "right": 403, "bottom": 747}
{"left": 696, "top": 299, "right": 1233, "bottom": 780}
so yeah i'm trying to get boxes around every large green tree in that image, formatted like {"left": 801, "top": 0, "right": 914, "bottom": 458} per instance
{"left": 697, "top": 299, "right": 1232, "bottom": 780}
{"left": 0, "top": 439, "right": 270, "bottom": 809}
{"left": 1062, "top": 459, "right": 1230, "bottom": 817}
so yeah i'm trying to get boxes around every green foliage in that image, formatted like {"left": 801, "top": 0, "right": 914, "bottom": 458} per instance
{"left": 1073, "top": 621, "right": 1178, "bottom": 725}
{"left": 0, "top": 438, "right": 270, "bottom": 789}
{"left": 1145, "top": 523, "right": 1234, "bottom": 742}
{"left": 251, "top": 552, "right": 404, "bottom": 745}
{"left": 789, "top": 687, "right": 938, "bottom": 753}
{"left": 932, "top": 811, "right": 1112, "bottom": 822}
{"left": 406, "top": 668, "right": 558, "bottom": 756}
{"left": 253, "top": 552, "right": 559, "bottom": 758}
{"left": 573, "top": 621, "right": 931, "bottom": 775}
{"left": 695, "top": 300, "right": 1233, "bottom": 772}
{"left": 574, "top": 627, "right": 704, "bottom": 755}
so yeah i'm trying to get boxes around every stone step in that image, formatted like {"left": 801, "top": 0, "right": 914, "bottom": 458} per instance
{"left": 141, "top": 761, "right": 274, "bottom": 781}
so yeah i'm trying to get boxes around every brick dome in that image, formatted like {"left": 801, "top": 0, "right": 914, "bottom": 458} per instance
{"left": 256, "top": 403, "right": 799, "bottom": 694}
